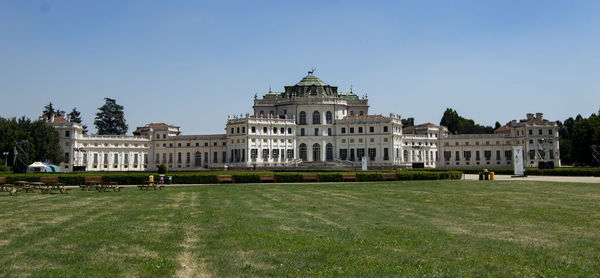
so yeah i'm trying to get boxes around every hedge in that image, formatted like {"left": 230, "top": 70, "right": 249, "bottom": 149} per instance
{"left": 0, "top": 170, "right": 463, "bottom": 185}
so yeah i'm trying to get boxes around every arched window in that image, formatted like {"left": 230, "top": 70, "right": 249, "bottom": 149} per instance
{"left": 299, "top": 111, "right": 307, "bottom": 125}
{"left": 312, "top": 111, "right": 320, "bottom": 124}
{"left": 194, "top": 152, "right": 202, "bottom": 166}
{"left": 326, "top": 143, "right": 333, "bottom": 161}
{"left": 313, "top": 143, "right": 321, "bottom": 162}
{"left": 299, "top": 144, "right": 307, "bottom": 161}
{"left": 326, "top": 111, "right": 332, "bottom": 124}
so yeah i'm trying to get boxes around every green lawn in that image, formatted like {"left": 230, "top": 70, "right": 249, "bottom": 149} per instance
{"left": 1, "top": 181, "right": 599, "bottom": 277}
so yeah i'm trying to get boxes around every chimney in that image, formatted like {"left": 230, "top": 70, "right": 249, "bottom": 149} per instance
{"left": 526, "top": 113, "right": 534, "bottom": 120}
{"left": 535, "top": 113, "right": 543, "bottom": 120}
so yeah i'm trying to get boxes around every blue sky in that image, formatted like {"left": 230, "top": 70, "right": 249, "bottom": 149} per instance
{"left": 1, "top": 0, "right": 599, "bottom": 134}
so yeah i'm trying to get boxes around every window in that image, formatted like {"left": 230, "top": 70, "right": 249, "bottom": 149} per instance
{"left": 505, "top": 150, "right": 512, "bottom": 160}
{"left": 368, "top": 148, "right": 376, "bottom": 161}
{"left": 214, "top": 152, "right": 218, "bottom": 163}
{"left": 350, "top": 149, "right": 356, "bottom": 161}
{"left": 359, "top": 111, "right": 364, "bottom": 116}
{"left": 144, "top": 154, "right": 148, "bottom": 164}
{"left": 369, "top": 126, "right": 374, "bottom": 133}
{"left": 65, "top": 152, "right": 70, "bottom": 163}
{"left": 231, "top": 128, "right": 234, "bottom": 134}
{"left": 114, "top": 153, "right": 119, "bottom": 164}
{"left": 350, "top": 127, "right": 354, "bottom": 133}
{"left": 186, "top": 143, "right": 190, "bottom": 147}
{"left": 314, "top": 128, "right": 319, "bottom": 136}
{"left": 313, "top": 111, "right": 321, "bottom": 124}
{"left": 496, "top": 150, "right": 500, "bottom": 161}
{"left": 162, "top": 153, "right": 166, "bottom": 163}
{"left": 287, "top": 149, "right": 294, "bottom": 160}
{"left": 299, "top": 144, "right": 307, "bottom": 160}
{"left": 300, "top": 128, "right": 305, "bottom": 136}
{"left": 464, "top": 151, "right": 471, "bottom": 160}
{"left": 475, "top": 151, "right": 480, "bottom": 161}
{"left": 263, "top": 127, "right": 267, "bottom": 133}
{"left": 326, "top": 143, "right": 333, "bottom": 161}
{"left": 328, "top": 128, "right": 331, "bottom": 136}
{"left": 204, "top": 142, "right": 208, "bottom": 146}
{"left": 83, "top": 153, "right": 88, "bottom": 164}
{"left": 357, "top": 148, "right": 365, "bottom": 160}
{"left": 251, "top": 126, "right": 256, "bottom": 133}
{"left": 288, "top": 128, "right": 292, "bottom": 134}
{"left": 341, "top": 127, "right": 346, "bottom": 134}
{"left": 383, "top": 126, "right": 388, "bottom": 132}
{"left": 340, "top": 149, "right": 348, "bottom": 160}
{"left": 104, "top": 153, "right": 109, "bottom": 164}
{"left": 65, "top": 131, "right": 70, "bottom": 137}
{"left": 272, "top": 149, "right": 279, "bottom": 159}
{"left": 299, "top": 111, "right": 307, "bottom": 125}
{"left": 263, "top": 149, "right": 269, "bottom": 160}
{"left": 538, "top": 129, "right": 542, "bottom": 135}
{"left": 280, "top": 127, "right": 284, "bottom": 134}
{"left": 273, "top": 127, "right": 277, "bottom": 134}
{"left": 326, "top": 111, "right": 332, "bottom": 124}
{"left": 168, "top": 153, "right": 173, "bottom": 163}
{"left": 548, "top": 129, "right": 553, "bottom": 135}
{"left": 223, "top": 151, "right": 227, "bottom": 162}
{"left": 124, "top": 154, "right": 129, "bottom": 164}
{"left": 242, "top": 127, "right": 245, "bottom": 133}
{"left": 549, "top": 149, "right": 554, "bottom": 159}
{"left": 186, "top": 152, "right": 191, "bottom": 163}
{"left": 529, "top": 129, "right": 533, "bottom": 135}
{"left": 358, "top": 127, "right": 363, "bottom": 133}
{"left": 312, "top": 143, "right": 321, "bottom": 161}
{"left": 370, "top": 138, "right": 374, "bottom": 143}
{"left": 177, "top": 152, "right": 182, "bottom": 163}
{"left": 204, "top": 152, "right": 208, "bottom": 163}
{"left": 251, "top": 149, "right": 258, "bottom": 161}
{"left": 155, "top": 153, "right": 159, "bottom": 163}
{"left": 484, "top": 150, "right": 491, "bottom": 160}
{"left": 529, "top": 150, "right": 535, "bottom": 159}
{"left": 444, "top": 151, "right": 451, "bottom": 161}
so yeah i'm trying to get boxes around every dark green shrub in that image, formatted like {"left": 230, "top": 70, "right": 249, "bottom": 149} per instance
{"left": 158, "top": 164, "right": 168, "bottom": 174}
{"left": 356, "top": 172, "right": 382, "bottom": 182}
{"left": 317, "top": 173, "right": 342, "bottom": 182}
{"left": 0, "top": 165, "right": 10, "bottom": 172}
{"left": 274, "top": 173, "right": 302, "bottom": 183}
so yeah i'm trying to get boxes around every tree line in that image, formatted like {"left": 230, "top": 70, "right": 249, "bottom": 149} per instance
{"left": 0, "top": 98, "right": 128, "bottom": 172}
{"left": 557, "top": 113, "right": 600, "bottom": 166}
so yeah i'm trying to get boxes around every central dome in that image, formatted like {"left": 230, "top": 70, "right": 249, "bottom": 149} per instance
{"left": 295, "top": 74, "right": 328, "bottom": 86}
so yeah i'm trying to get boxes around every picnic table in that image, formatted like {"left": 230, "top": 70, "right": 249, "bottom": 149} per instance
{"left": 14, "top": 181, "right": 36, "bottom": 193}
{"left": 0, "top": 177, "right": 17, "bottom": 196}
{"left": 98, "top": 182, "right": 123, "bottom": 192}
{"left": 39, "top": 177, "right": 70, "bottom": 194}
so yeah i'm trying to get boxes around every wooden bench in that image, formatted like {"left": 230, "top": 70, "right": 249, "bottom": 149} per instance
{"left": 0, "top": 177, "right": 17, "bottom": 196}
{"left": 259, "top": 174, "right": 276, "bottom": 183}
{"left": 40, "top": 176, "right": 68, "bottom": 194}
{"left": 82, "top": 176, "right": 103, "bottom": 191}
{"left": 302, "top": 174, "right": 319, "bottom": 182}
{"left": 341, "top": 173, "right": 357, "bottom": 182}
{"left": 216, "top": 175, "right": 234, "bottom": 183}
{"left": 381, "top": 173, "right": 397, "bottom": 181}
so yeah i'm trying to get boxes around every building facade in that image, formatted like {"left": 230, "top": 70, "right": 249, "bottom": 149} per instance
{"left": 48, "top": 73, "right": 560, "bottom": 172}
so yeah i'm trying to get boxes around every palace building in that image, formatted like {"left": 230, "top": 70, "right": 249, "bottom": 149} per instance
{"left": 48, "top": 72, "right": 561, "bottom": 172}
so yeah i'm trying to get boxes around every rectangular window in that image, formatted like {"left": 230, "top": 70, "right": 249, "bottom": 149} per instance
{"left": 314, "top": 128, "right": 319, "bottom": 136}
{"left": 475, "top": 151, "right": 480, "bottom": 161}
{"left": 124, "top": 154, "right": 129, "bottom": 164}
{"left": 214, "top": 152, "right": 218, "bottom": 163}
{"left": 262, "top": 149, "right": 269, "bottom": 160}
{"left": 287, "top": 149, "right": 294, "bottom": 159}
{"left": 65, "top": 131, "right": 70, "bottom": 137}
{"left": 455, "top": 151, "right": 460, "bottom": 161}
{"left": 288, "top": 128, "right": 292, "bottom": 134}
{"left": 505, "top": 150, "right": 512, "bottom": 160}
{"left": 529, "top": 150, "right": 535, "bottom": 159}
{"left": 369, "top": 126, "right": 374, "bottom": 133}
{"left": 280, "top": 127, "right": 284, "bottom": 134}
{"left": 464, "top": 151, "right": 471, "bottom": 160}
{"left": 328, "top": 128, "right": 332, "bottom": 136}
{"left": 383, "top": 148, "right": 389, "bottom": 160}
{"left": 301, "top": 128, "right": 305, "bottom": 136}
{"left": 484, "top": 150, "right": 491, "bottom": 160}
{"left": 251, "top": 126, "right": 256, "bottom": 133}
{"left": 548, "top": 129, "right": 552, "bottom": 135}
{"left": 204, "top": 152, "right": 208, "bottom": 163}
{"left": 549, "top": 149, "right": 554, "bottom": 159}
{"left": 529, "top": 129, "right": 533, "bottom": 135}
{"left": 144, "top": 154, "right": 148, "bottom": 164}
{"left": 251, "top": 149, "right": 258, "bottom": 160}
{"left": 156, "top": 154, "right": 160, "bottom": 163}
{"left": 496, "top": 150, "right": 500, "bottom": 160}
{"left": 272, "top": 149, "right": 279, "bottom": 159}
{"left": 168, "top": 153, "right": 173, "bottom": 163}
{"left": 342, "top": 127, "right": 346, "bottom": 134}
{"left": 177, "top": 152, "right": 182, "bottom": 163}
{"left": 83, "top": 153, "right": 88, "bottom": 164}
{"left": 358, "top": 127, "right": 363, "bottom": 133}
{"left": 93, "top": 153, "right": 98, "bottom": 164}
{"left": 538, "top": 129, "right": 542, "bottom": 135}
{"left": 340, "top": 149, "right": 348, "bottom": 160}
{"left": 65, "top": 152, "right": 70, "bottom": 163}
{"left": 263, "top": 127, "right": 267, "bottom": 133}
{"left": 186, "top": 152, "right": 191, "bottom": 163}
{"left": 350, "top": 149, "right": 355, "bottom": 161}
{"left": 114, "top": 153, "right": 119, "bottom": 164}
{"left": 273, "top": 127, "right": 277, "bottom": 134}
{"left": 383, "top": 126, "right": 388, "bottom": 132}
{"left": 357, "top": 148, "right": 365, "bottom": 160}
{"left": 242, "top": 127, "right": 246, "bottom": 133}
{"left": 368, "top": 148, "right": 376, "bottom": 161}
{"left": 222, "top": 151, "right": 226, "bottom": 162}
{"left": 350, "top": 127, "right": 354, "bottom": 133}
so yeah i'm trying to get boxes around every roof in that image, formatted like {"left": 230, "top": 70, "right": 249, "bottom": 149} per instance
{"left": 295, "top": 74, "right": 328, "bottom": 86}
{"left": 146, "top": 123, "right": 169, "bottom": 127}
{"left": 403, "top": 123, "right": 437, "bottom": 130}
{"left": 51, "top": 117, "right": 68, "bottom": 123}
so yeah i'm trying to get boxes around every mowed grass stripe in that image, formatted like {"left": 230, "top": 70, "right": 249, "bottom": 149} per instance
{"left": 1, "top": 181, "right": 599, "bottom": 277}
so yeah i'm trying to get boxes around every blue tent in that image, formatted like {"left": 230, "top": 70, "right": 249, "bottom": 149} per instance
{"left": 28, "top": 162, "right": 60, "bottom": 173}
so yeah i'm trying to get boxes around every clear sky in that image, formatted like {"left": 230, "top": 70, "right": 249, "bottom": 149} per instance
{"left": 1, "top": 0, "right": 599, "bottom": 134}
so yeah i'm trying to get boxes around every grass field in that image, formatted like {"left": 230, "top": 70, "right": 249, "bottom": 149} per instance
{"left": 1, "top": 180, "right": 599, "bottom": 277}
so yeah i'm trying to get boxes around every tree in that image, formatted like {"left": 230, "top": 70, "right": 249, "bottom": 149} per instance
{"left": 401, "top": 117, "right": 414, "bottom": 127}
{"left": 42, "top": 102, "right": 56, "bottom": 119}
{"left": 68, "top": 107, "right": 88, "bottom": 134}
{"left": 0, "top": 116, "right": 64, "bottom": 172}
{"left": 439, "top": 108, "right": 494, "bottom": 134}
{"left": 494, "top": 121, "right": 501, "bottom": 130}
{"left": 94, "top": 98, "right": 128, "bottom": 135}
